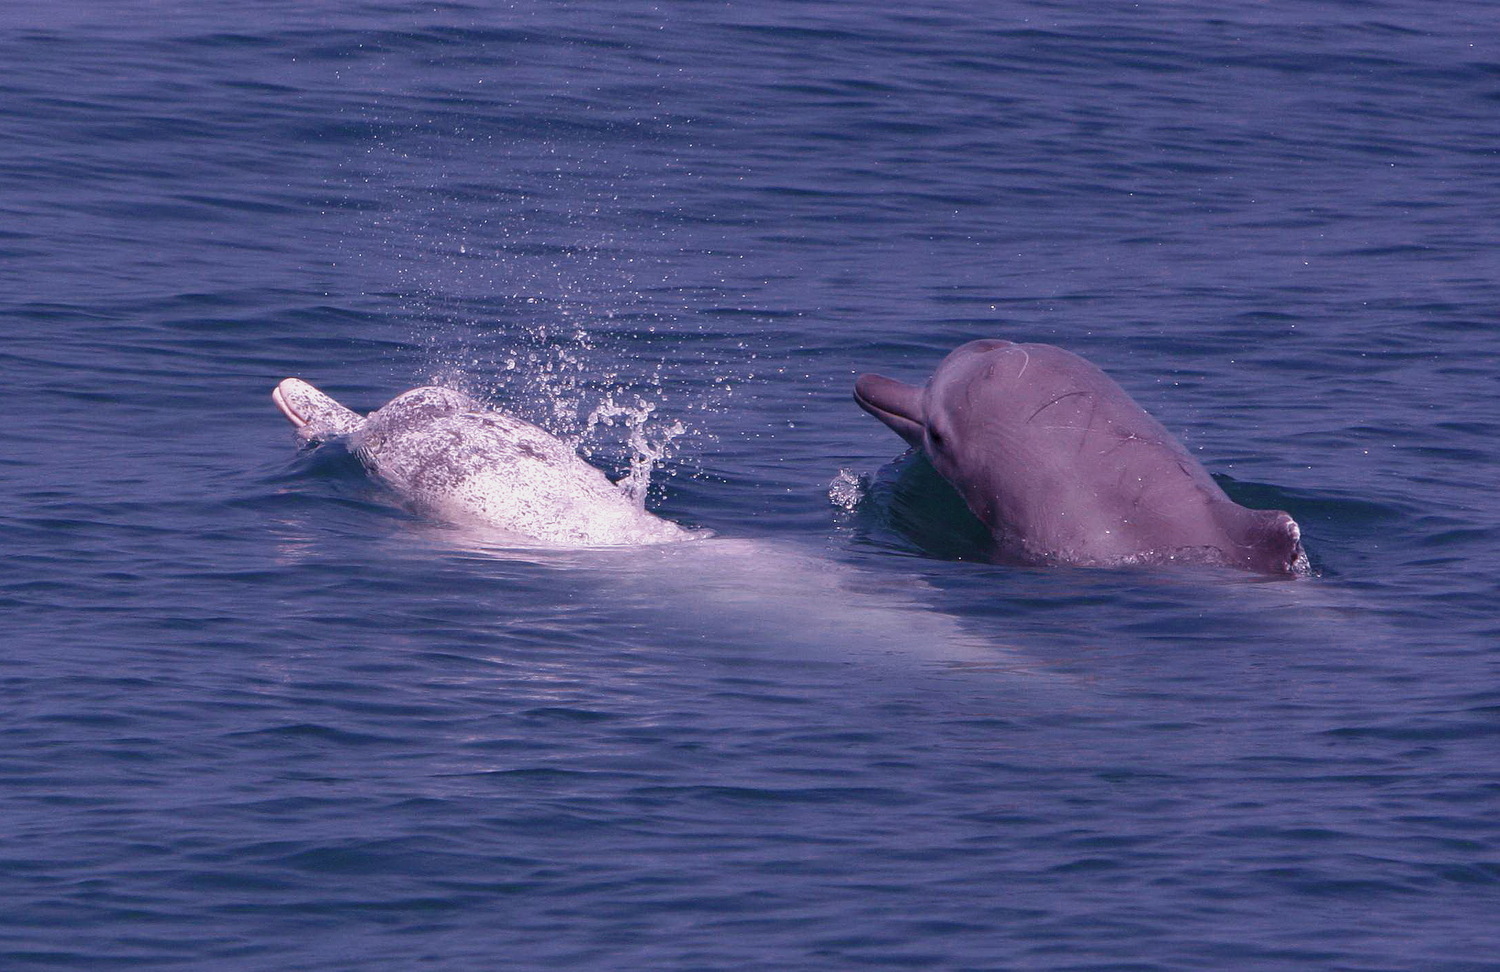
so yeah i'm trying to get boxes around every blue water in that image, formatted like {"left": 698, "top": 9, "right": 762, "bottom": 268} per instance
{"left": 4, "top": 2, "right": 1499, "bottom": 968}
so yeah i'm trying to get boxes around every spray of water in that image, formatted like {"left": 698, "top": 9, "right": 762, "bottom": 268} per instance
{"left": 341, "top": 114, "right": 750, "bottom": 516}
{"left": 828, "top": 467, "right": 868, "bottom": 512}
{"left": 583, "top": 395, "right": 687, "bottom": 508}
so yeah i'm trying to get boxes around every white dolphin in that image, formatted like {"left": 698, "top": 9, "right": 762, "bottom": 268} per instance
{"left": 272, "top": 378, "right": 696, "bottom": 547}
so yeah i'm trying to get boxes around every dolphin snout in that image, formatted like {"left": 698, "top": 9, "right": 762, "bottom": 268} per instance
{"left": 854, "top": 374, "right": 926, "bottom": 450}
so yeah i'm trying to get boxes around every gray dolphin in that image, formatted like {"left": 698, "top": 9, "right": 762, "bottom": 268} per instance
{"left": 272, "top": 378, "right": 695, "bottom": 547}
{"left": 854, "top": 339, "right": 1307, "bottom": 574}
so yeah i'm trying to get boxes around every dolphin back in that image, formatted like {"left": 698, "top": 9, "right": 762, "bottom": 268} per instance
{"left": 272, "top": 378, "right": 366, "bottom": 442}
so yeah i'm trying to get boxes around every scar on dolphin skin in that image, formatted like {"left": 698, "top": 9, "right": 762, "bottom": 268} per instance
{"left": 853, "top": 339, "right": 1308, "bottom": 574}
{"left": 1026, "top": 389, "right": 1093, "bottom": 425}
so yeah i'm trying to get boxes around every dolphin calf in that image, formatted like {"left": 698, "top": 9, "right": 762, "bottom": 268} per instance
{"left": 272, "top": 378, "right": 695, "bottom": 547}
{"left": 854, "top": 340, "right": 1307, "bottom": 574}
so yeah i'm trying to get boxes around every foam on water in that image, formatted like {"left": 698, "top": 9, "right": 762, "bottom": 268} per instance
{"left": 827, "top": 467, "right": 868, "bottom": 513}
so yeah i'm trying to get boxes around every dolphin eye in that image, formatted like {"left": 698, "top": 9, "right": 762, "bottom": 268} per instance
{"left": 927, "top": 427, "right": 945, "bottom": 449}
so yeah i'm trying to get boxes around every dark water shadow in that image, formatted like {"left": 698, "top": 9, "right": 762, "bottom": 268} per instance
{"left": 846, "top": 454, "right": 1401, "bottom": 580}
{"left": 844, "top": 451, "right": 996, "bottom": 563}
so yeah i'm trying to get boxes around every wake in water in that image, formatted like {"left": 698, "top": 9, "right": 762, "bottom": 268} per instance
{"left": 271, "top": 378, "right": 1027, "bottom": 668}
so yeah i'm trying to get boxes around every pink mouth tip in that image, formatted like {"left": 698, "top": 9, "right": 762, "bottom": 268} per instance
{"left": 271, "top": 381, "right": 309, "bottom": 428}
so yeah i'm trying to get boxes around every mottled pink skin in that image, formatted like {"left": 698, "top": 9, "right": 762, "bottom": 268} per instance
{"left": 271, "top": 379, "right": 694, "bottom": 547}
{"left": 855, "top": 340, "right": 1305, "bottom": 574}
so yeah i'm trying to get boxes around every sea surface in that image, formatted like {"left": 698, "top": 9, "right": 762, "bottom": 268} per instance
{"left": 3, "top": 2, "right": 1499, "bottom": 969}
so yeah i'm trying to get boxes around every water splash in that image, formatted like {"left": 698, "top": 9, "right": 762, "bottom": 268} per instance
{"left": 828, "top": 468, "right": 868, "bottom": 512}
{"left": 340, "top": 121, "right": 751, "bottom": 518}
{"left": 584, "top": 395, "right": 687, "bottom": 509}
